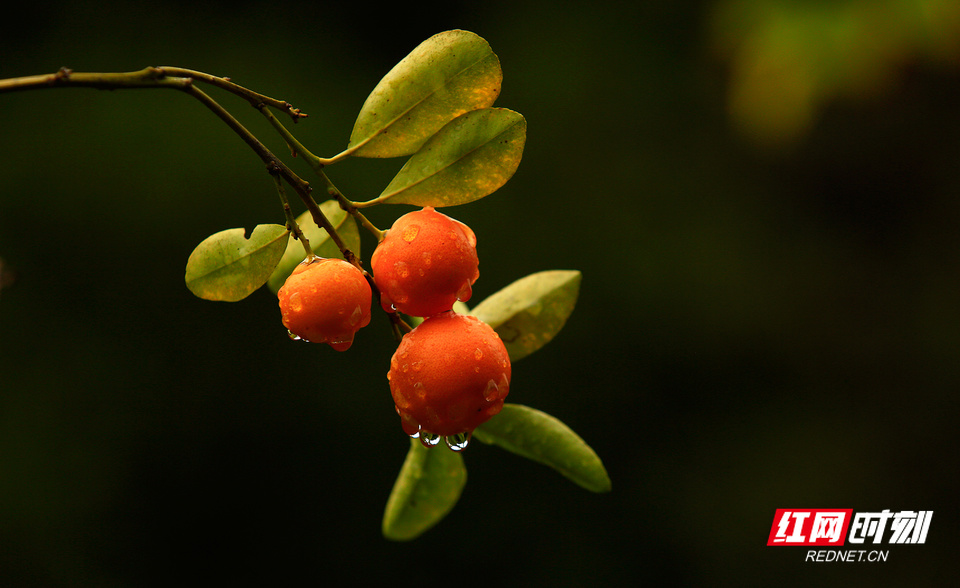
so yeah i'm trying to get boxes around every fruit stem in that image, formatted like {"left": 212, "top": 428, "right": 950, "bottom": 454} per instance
{"left": 316, "top": 172, "right": 385, "bottom": 242}
{"left": 272, "top": 170, "right": 312, "bottom": 258}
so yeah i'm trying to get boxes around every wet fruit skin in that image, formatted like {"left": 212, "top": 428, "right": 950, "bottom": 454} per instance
{"left": 277, "top": 257, "right": 372, "bottom": 351}
{"left": 388, "top": 311, "right": 511, "bottom": 438}
{"left": 371, "top": 206, "right": 479, "bottom": 318}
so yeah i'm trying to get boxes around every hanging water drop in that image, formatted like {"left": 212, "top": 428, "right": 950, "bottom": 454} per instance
{"left": 419, "top": 431, "right": 441, "bottom": 447}
{"left": 400, "top": 413, "right": 421, "bottom": 438}
{"left": 456, "top": 281, "right": 473, "bottom": 302}
{"left": 287, "top": 329, "right": 303, "bottom": 341}
{"left": 444, "top": 432, "right": 471, "bottom": 452}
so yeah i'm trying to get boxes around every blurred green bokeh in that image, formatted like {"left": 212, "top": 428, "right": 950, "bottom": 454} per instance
{"left": 2, "top": 1, "right": 958, "bottom": 585}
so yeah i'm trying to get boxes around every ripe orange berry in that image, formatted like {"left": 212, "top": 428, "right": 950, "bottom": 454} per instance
{"left": 371, "top": 206, "right": 479, "bottom": 318}
{"left": 277, "top": 257, "right": 372, "bottom": 351}
{"left": 388, "top": 311, "right": 511, "bottom": 449}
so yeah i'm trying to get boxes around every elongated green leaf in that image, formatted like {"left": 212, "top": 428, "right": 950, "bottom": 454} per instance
{"left": 347, "top": 29, "right": 502, "bottom": 159}
{"left": 266, "top": 201, "right": 361, "bottom": 293}
{"left": 471, "top": 270, "right": 581, "bottom": 362}
{"left": 373, "top": 108, "right": 526, "bottom": 207}
{"left": 383, "top": 437, "right": 467, "bottom": 541}
{"left": 474, "top": 404, "right": 610, "bottom": 493}
{"left": 185, "top": 224, "right": 289, "bottom": 302}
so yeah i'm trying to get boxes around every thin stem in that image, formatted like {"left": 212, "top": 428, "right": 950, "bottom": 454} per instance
{"left": 259, "top": 105, "right": 335, "bottom": 167}
{"left": 273, "top": 172, "right": 312, "bottom": 258}
{"left": 0, "top": 67, "right": 191, "bottom": 92}
{"left": 158, "top": 66, "right": 307, "bottom": 122}
{"left": 317, "top": 171, "right": 386, "bottom": 242}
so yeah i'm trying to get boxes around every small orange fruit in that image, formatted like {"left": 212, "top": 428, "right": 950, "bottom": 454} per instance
{"left": 277, "top": 257, "right": 372, "bottom": 351}
{"left": 371, "top": 207, "right": 479, "bottom": 317}
{"left": 388, "top": 311, "right": 511, "bottom": 447}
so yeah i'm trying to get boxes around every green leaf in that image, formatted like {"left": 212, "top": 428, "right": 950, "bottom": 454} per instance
{"left": 471, "top": 270, "right": 581, "bottom": 362}
{"left": 373, "top": 108, "right": 526, "bottom": 207}
{"left": 184, "top": 224, "right": 289, "bottom": 302}
{"left": 347, "top": 29, "right": 503, "bottom": 159}
{"left": 382, "top": 437, "right": 467, "bottom": 541}
{"left": 473, "top": 404, "right": 611, "bottom": 493}
{"left": 266, "top": 200, "right": 360, "bottom": 293}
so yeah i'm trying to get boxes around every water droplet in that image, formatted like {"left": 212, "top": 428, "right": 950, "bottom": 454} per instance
{"left": 456, "top": 282, "right": 473, "bottom": 302}
{"left": 411, "top": 361, "right": 423, "bottom": 371}
{"left": 400, "top": 413, "right": 421, "bottom": 438}
{"left": 287, "top": 329, "right": 302, "bottom": 341}
{"left": 420, "top": 251, "right": 432, "bottom": 267}
{"left": 328, "top": 337, "right": 353, "bottom": 351}
{"left": 498, "top": 373, "right": 510, "bottom": 399}
{"left": 474, "top": 348, "right": 483, "bottom": 360}
{"left": 484, "top": 379, "right": 500, "bottom": 401}
{"left": 394, "top": 261, "right": 410, "bottom": 278}
{"left": 348, "top": 305, "right": 363, "bottom": 326}
{"left": 413, "top": 381, "right": 426, "bottom": 398}
{"left": 445, "top": 432, "right": 471, "bottom": 452}
{"left": 402, "top": 225, "right": 420, "bottom": 242}
{"left": 288, "top": 292, "right": 303, "bottom": 312}
{"left": 419, "top": 431, "right": 441, "bottom": 447}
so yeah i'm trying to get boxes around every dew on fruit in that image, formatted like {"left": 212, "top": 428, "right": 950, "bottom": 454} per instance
{"left": 402, "top": 225, "right": 420, "bottom": 242}
{"left": 498, "top": 373, "right": 510, "bottom": 399}
{"left": 288, "top": 292, "right": 303, "bottom": 312}
{"left": 394, "top": 261, "right": 410, "bottom": 278}
{"left": 413, "top": 381, "right": 426, "bottom": 399}
{"left": 474, "top": 348, "right": 483, "bottom": 360}
{"left": 287, "top": 329, "right": 303, "bottom": 341}
{"left": 456, "top": 281, "right": 473, "bottom": 302}
{"left": 484, "top": 378, "right": 500, "bottom": 402}
{"left": 445, "top": 432, "right": 471, "bottom": 452}
{"left": 328, "top": 336, "right": 354, "bottom": 351}
{"left": 420, "top": 250, "right": 432, "bottom": 267}
{"left": 419, "top": 431, "right": 441, "bottom": 447}
{"left": 348, "top": 305, "right": 363, "bottom": 326}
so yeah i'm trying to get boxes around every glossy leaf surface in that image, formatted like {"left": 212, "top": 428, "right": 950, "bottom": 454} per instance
{"left": 382, "top": 438, "right": 467, "bottom": 541}
{"left": 266, "top": 200, "right": 360, "bottom": 293}
{"left": 474, "top": 404, "right": 611, "bottom": 493}
{"left": 185, "top": 224, "right": 289, "bottom": 302}
{"left": 347, "top": 29, "right": 502, "bottom": 158}
{"left": 373, "top": 108, "right": 526, "bottom": 207}
{"left": 471, "top": 270, "right": 581, "bottom": 361}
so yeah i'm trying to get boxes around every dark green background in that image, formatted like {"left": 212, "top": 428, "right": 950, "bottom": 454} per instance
{"left": 2, "top": 1, "right": 957, "bottom": 585}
